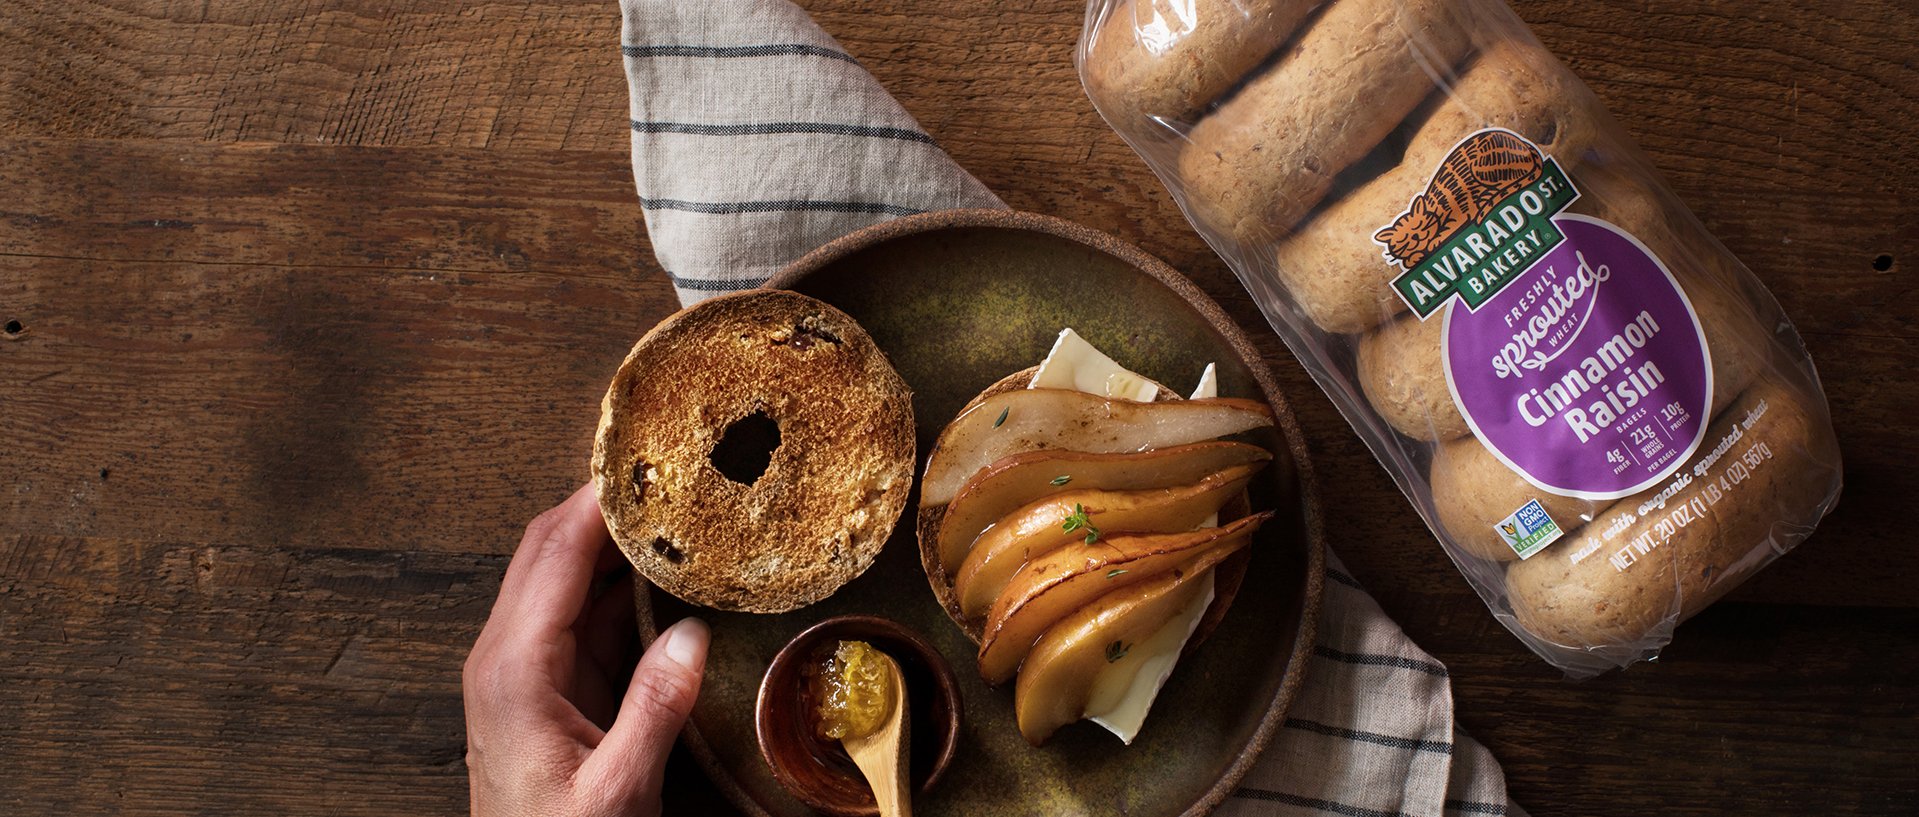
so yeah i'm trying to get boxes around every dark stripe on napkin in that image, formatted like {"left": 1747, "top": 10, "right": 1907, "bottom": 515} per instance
{"left": 1314, "top": 645, "right": 1451, "bottom": 678}
{"left": 1326, "top": 567, "right": 1366, "bottom": 590}
{"left": 639, "top": 196, "right": 925, "bottom": 217}
{"left": 630, "top": 120, "right": 935, "bottom": 144}
{"left": 666, "top": 272, "right": 763, "bottom": 292}
{"left": 621, "top": 42, "right": 858, "bottom": 63}
{"left": 1284, "top": 718, "right": 1453, "bottom": 755}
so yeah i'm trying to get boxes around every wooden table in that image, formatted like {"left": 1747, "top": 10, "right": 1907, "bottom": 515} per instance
{"left": 2, "top": 1, "right": 1913, "bottom": 814}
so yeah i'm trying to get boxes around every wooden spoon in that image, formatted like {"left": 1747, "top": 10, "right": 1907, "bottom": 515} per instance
{"left": 840, "top": 653, "right": 912, "bottom": 817}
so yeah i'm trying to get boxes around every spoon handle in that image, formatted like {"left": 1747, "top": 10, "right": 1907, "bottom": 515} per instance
{"left": 870, "top": 763, "right": 911, "bottom": 817}
{"left": 865, "top": 660, "right": 912, "bottom": 817}
{"left": 882, "top": 660, "right": 914, "bottom": 817}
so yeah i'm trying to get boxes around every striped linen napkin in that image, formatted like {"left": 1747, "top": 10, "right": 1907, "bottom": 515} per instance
{"left": 619, "top": 1, "right": 1526, "bottom": 815}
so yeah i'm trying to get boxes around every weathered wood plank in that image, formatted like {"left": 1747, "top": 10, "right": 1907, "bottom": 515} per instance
{"left": 0, "top": 138, "right": 647, "bottom": 274}
{"left": 0, "top": 535, "right": 491, "bottom": 814}
{"left": 0, "top": 252, "right": 663, "bottom": 555}
{"left": 1455, "top": 601, "right": 1919, "bottom": 815}
{"left": 0, "top": 0, "right": 627, "bottom": 151}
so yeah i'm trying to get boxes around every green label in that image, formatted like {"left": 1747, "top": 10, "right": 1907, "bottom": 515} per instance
{"left": 1499, "top": 498, "right": 1564, "bottom": 560}
{"left": 1390, "top": 159, "right": 1579, "bottom": 318}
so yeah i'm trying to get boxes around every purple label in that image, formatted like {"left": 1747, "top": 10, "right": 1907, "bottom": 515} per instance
{"left": 1444, "top": 215, "right": 1712, "bottom": 500}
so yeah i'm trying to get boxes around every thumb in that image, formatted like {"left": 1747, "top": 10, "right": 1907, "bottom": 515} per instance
{"left": 580, "top": 617, "right": 708, "bottom": 811}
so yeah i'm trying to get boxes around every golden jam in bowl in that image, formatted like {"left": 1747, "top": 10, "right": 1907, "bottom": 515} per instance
{"left": 810, "top": 640, "right": 895, "bottom": 741}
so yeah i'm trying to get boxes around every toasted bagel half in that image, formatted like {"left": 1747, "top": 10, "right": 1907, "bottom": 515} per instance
{"left": 593, "top": 290, "right": 914, "bottom": 613}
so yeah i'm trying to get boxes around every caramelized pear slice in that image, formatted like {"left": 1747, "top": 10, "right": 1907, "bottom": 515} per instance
{"left": 919, "top": 389, "right": 1273, "bottom": 508}
{"left": 1014, "top": 564, "right": 1218, "bottom": 746}
{"left": 976, "top": 512, "right": 1268, "bottom": 685}
{"left": 952, "top": 463, "right": 1262, "bottom": 620}
{"left": 935, "top": 441, "right": 1272, "bottom": 574}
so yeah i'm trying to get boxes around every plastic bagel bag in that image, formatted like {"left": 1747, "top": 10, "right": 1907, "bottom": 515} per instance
{"left": 1076, "top": 0, "right": 1843, "bottom": 676}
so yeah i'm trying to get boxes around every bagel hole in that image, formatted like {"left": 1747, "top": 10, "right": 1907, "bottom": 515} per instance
{"left": 650, "top": 537, "right": 684, "bottom": 564}
{"left": 710, "top": 411, "right": 780, "bottom": 486}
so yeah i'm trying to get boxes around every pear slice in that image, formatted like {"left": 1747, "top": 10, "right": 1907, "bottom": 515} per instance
{"left": 934, "top": 441, "right": 1272, "bottom": 575}
{"left": 976, "top": 512, "right": 1268, "bottom": 685}
{"left": 918, "top": 389, "right": 1273, "bottom": 508}
{"left": 951, "top": 462, "right": 1263, "bottom": 620}
{"left": 1014, "top": 562, "right": 1220, "bottom": 746}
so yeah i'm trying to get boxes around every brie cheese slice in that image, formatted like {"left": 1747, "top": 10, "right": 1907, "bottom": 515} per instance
{"left": 1033, "top": 327, "right": 1223, "bottom": 744}
{"left": 1189, "top": 362, "right": 1218, "bottom": 401}
{"left": 1086, "top": 569, "right": 1216, "bottom": 743}
{"left": 1030, "top": 328, "right": 1160, "bottom": 402}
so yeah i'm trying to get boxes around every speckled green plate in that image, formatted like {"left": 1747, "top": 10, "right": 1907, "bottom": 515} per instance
{"left": 638, "top": 209, "right": 1326, "bottom": 817}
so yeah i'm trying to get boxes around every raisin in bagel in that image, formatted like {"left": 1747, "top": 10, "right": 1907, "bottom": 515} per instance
{"left": 591, "top": 290, "right": 914, "bottom": 613}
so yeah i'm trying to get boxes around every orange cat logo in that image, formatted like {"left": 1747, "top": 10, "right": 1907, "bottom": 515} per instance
{"left": 1375, "top": 130, "right": 1547, "bottom": 271}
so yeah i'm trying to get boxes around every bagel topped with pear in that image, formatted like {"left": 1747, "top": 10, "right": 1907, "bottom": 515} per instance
{"left": 916, "top": 328, "right": 1276, "bottom": 746}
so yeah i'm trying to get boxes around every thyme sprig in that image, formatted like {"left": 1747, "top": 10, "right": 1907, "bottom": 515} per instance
{"left": 1061, "top": 503, "right": 1101, "bottom": 544}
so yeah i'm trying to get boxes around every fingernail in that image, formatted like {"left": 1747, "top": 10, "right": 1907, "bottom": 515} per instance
{"left": 663, "top": 617, "right": 709, "bottom": 670}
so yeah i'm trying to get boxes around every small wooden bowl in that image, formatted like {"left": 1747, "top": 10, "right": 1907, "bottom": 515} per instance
{"left": 754, "top": 616, "right": 964, "bottom": 817}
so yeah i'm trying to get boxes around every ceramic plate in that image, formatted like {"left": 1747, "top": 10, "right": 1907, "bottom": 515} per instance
{"left": 637, "top": 209, "right": 1326, "bottom": 817}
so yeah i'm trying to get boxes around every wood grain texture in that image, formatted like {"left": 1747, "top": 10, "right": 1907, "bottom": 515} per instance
{"left": 0, "top": 0, "right": 1914, "bottom": 815}
{"left": 0, "top": 139, "right": 668, "bottom": 554}
{"left": 0, "top": 0, "right": 629, "bottom": 150}
{"left": 0, "top": 535, "right": 489, "bottom": 813}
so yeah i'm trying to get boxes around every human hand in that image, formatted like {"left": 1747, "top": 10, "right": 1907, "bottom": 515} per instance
{"left": 464, "top": 483, "right": 709, "bottom": 817}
